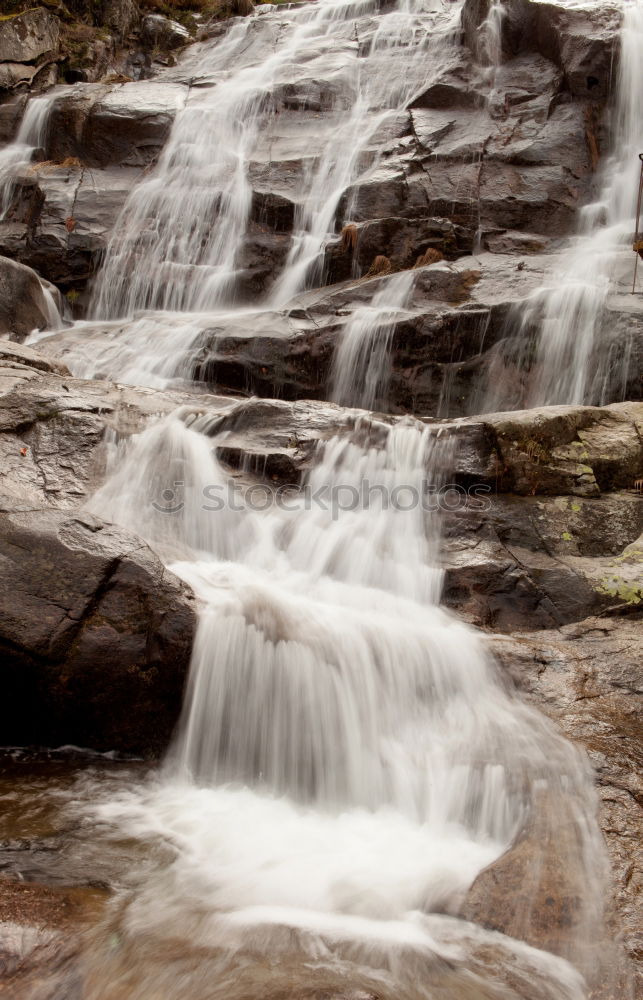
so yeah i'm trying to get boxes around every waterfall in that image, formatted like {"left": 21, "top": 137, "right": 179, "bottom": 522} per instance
{"left": 0, "top": 94, "right": 56, "bottom": 218}
{"left": 83, "top": 406, "right": 606, "bottom": 994}
{"left": 90, "top": 0, "right": 462, "bottom": 319}
{"left": 477, "top": 0, "right": 505, "bottom": 98}
{"left": 330, "top": 270, "right": 415, "bottom": 409}
{"left": 12, "top": 0, "right": 623, "bottom": 993}
{"left": 482, "top": 1, "right": 643, "bottom": 411}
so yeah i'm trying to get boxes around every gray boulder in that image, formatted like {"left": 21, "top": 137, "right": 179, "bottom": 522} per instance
{"left": 0, "top": 8, "right": 60, "bottom": 65}
{"left": 0, "top": 255, "right": 60, "bottom": 341}
{"left": 140, "top": 14, "right": 191, "bottom": 51}
{"left": 462, "top": 0, "right": 620, "bottom": 99}
{"left": 0, "top": 507, "right": 196, "bottom": 755}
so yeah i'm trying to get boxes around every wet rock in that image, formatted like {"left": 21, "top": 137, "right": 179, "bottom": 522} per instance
{"left": 192, "top": 313, "right": 337, "bottom": 401}
{"left": 486, "top": 616, "right": 643, "bottom": 994}
{"left": 0, "top": 255, "right": 60, "bottom": 341}
{"left": 324, "top": 216, "right": 464, "bottom": 284}
{"left": 237, "top": 223, "right": 294, "bottom": 299}
{"left": 251, "top": 190, "right": 297, "bottom": 233}
{"left": 0, "top": 8, "right": 60, "bottom": 65}
{"left": 461, "top": 797, "right": 600, "bottom": 971}
{"left": 410, "top": 52, "right": 485, "bottom": 110}
{"left": 462, "top": 0, "right": 621, "bottom": 100}
{"left": 140, "top": 13, "right": 191, "bottom": 51}
{"left": 0, "top": 161, "right": 143, "bottom": 292}
{"left": 0, "top": 507, "right": 196, "bottom": 754}
{"left": 45, "top": 81, "right": 187, "bottom": 167}
{"left": 198, "top": 395, "right": 360, "bottom": 482}
{"left": 0, "top": 92, "right": 28, "bottom": 143}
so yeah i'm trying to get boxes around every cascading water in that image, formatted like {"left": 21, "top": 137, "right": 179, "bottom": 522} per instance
{"left": 90, "top": 0, "right": 461, "bottom": 321}
{"left": 476, "top": 0, "right": 505, "bottom": 99}
{"left": 4, "top": 0, "right": 631, "bottom": 995}
{"left": 27, "top": 0, "right": 467, "bottom": 390}
{"left": 81, "top": 407, "right": 605, "bottom": 998}
{"left": 481, "top": 1, "right": 643, "bottom": 411}
{"left": 331, "top": 270, "right": 415, "bottom": 409}
{"left": 0, "top": 93, "right": 56, "bottom": 217}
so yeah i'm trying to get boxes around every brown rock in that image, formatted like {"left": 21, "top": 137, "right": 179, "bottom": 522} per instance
{"left": 0, "top": 255, "right": 60, "bottom": 341}
{"left": 0, "top": 508, "right": 196, "bottom": 755}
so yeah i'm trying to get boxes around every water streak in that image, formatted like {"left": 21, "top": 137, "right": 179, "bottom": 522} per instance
{"left": 0, "top": 94, "right": 56, "bottom": 218}
{"left": 331, "top": 270, "right": 415, "bottom": 409}
{"left": 483, "top": 2, "right": 643, "bottom": 410}
{"left": 85, "top": 408, "right": 606, "bottom": 989}
{"left": 90, "top": 0, "right": 462, "bottom": 318}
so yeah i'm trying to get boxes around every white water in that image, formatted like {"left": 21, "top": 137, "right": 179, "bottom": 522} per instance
{"left": 477, "top": 0, "right": 505, "bottom": 100}
{"left": 78, "top": 405, "right": 607, "bottom": 996}
{"left": 90, "top": 0, "right": 461, "bottom": 320}
{"left": 0, "top": 92, "right": 64, "bottom": 334}
{"left": 3, "top": 0, "right": 625, "bottom": 994}
{"left": 0, "top": 94, "right": 55, "bottom": 218}
{"left": 331, "top": 270, "right": 415, "bottom": 409}
{"left": 487, "top": 1, "right": 643, "bottom": 409}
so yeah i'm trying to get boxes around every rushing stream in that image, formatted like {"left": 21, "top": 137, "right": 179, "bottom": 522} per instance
{"left": 2, "top": 0, "right": 640, "bottom": 997}
{"left": 480, "top": 1, "right": 643, "bottom": 411}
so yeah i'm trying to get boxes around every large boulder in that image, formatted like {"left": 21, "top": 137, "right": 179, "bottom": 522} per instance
{"left": 461, "top": 0, "right": 621, "bottom": 99}
{"left": 140, "top": 14, "right": 191, "bottom": 51}
{"left": 0, "top": 507, "right": 196, "bottom": 754}
{"left": 43, "top": 81, "right": 187, "bottom": 167}
{"left": 0, "top": 255, "right": 61, "bottom": 341}
{"left": 0, "top": 8, "right": 60, "bottom": 65}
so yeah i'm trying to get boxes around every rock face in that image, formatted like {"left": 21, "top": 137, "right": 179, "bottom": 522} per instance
{"left": 0, "top": 9, "right": 61, "bottom": 66}
{"left": 0, "top": 254, "right": 61, "bottom": 339}
{"left": 0, "top": 0, "right": 640, "bottom": 992}
{"left": 466, "top": 616, "right": 643, "bottom": 996}
{"left": 462, "top": 0, "right": 621, "bottom": 98}
{"left": 0, "top": 0, "right": 622, "bottom": 310}
{"left": 140, "top": 13, "right": 191, "bottom": 50}
{"left": 175, "top": 253, "right": 640, "bottom": 416}
{"left": 0, "top": 507, "right": 195, "bottom": 754}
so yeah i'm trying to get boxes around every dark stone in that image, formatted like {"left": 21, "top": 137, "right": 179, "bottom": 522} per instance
{"left": 0, "top": 255, "right": 59, "bottom": 341}
{"left": 461, "top": 0, "right": 620, "bottom": 100}
{"left": 0, "top": 508, "right": 195, "bottom": 755}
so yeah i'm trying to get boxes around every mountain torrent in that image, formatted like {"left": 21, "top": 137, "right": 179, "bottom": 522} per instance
{"left": 0, "top": 1, "right": 640, "bottom": 999}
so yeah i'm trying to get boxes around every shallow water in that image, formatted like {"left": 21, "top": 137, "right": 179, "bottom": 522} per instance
{"left": 0, "top": 754, "right": 588, "bottom": 1000}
